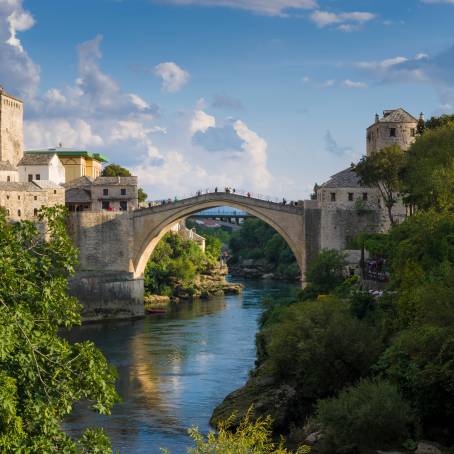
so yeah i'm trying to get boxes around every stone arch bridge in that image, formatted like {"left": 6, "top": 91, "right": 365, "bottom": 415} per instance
{"left": 67, "top": 192, "right": 378, "bottom": 320}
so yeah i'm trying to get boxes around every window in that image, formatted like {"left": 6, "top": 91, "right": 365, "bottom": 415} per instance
{"left": 363, "top": 192, "right": 368, "bottom": 201}
{"left": 390, "top": 128, "right": 396, "bottom": 137}
{"left": 54, "top": 190, "right": 57, "bottom": 194}
{"left": 7, "top": 176, "right": 10, "bottom": 182}
{"left": 18, "top": 195, "right": 20, "bottom": 200}
{"left": 120, "top": 201, "right": 128, "bottom": 211}
{"left": 102, "top": 201, "right": 110, "bottom": 210}
{"left": 17, "top": 209, "right": 21, "bottom": 217}
{"left": 348, "top": 193, "right": 354, "bottom": 201}
{"left": 410, "top": 128, "right": 416, "bottom": 137}
{"left": 121, "top": 188, "right": 127, "bottom": 196}
{"left": 28, "top": 174, "right": 33, "bottom": 182}
{"left": 330, "top": 192, "right": 336, "bottom": 202}
{"left": 367, "top": 133, "right": 371, "bottom": 142}
{"left": 34, "top": 196, "right": 37, "bottom": 201}
{"left": 34, "top": 208, "right": 38, "bottom": 217}
{"left": 6, "top": 195, "right": 9, "bottom": 200}
{"left": 35, "top": 174, "right": 40, "bottom": 180}
{"left": 103, "top": 188, "right": 109, "bottom": 196}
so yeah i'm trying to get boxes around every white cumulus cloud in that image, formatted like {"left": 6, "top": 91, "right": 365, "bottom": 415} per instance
{"left": 154, "top": 62, "right": 190, "bottom": 93}
{"left": 190, "top": 110, "right": 216, "bottom": 135}
{"left": 342, "top": 79, "right": 368, "bottom": 89}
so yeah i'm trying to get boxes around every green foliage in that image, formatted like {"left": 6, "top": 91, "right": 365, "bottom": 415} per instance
{"left": 302, "top": 249, "right": 347, "bottom": 298}
{"left": 402, "top": 125, "right": 454, "bottom": 211}
{"left": 229, "top": 218, "right": 299, "bottom": 279}
{"left": 101, "top": 163, "right": 132, "bottom": 177}
{"left": 425, "top": 114, "right": 454, "bottom": 131}
{"left": 377, "top": 326, "right": 454, "bottom": 434}
{"left": 168, "top": 409, "right": 299, "bottom": 454}
{"left": 348, "top": 232, "right": 389, "bottom": 259}
{"left": 315, "top": 379, "right": 413, "bottom": 452}
{"left": 144, "top": 232, "right": 214, "bottom": 296}
{"left": 264, "top": 300, "right": 384, "bottom": 400}
{"left": 0, "top": 207, "right": 118, "bottom": 453}
{"left": 354, "top": 145, "right": 406, "bottom": 225}
{"left": 138, "top": 187, "right": 148, "bottom": 203}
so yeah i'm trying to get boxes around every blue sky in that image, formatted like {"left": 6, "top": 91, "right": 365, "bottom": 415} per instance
{"left": 1, "top": 0, "right": 454, "bottom": 199}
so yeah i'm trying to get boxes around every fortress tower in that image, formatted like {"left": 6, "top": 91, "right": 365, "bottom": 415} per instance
{"left": 366, "top": 108, "right": 421, "bottom": 155}
{"left": 0, "top": 85, "right": 24, "bottom": 167}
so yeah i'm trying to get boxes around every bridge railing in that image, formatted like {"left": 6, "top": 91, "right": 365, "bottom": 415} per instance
{"left": 147, "top": 188, "right": 297, "bottom": 207}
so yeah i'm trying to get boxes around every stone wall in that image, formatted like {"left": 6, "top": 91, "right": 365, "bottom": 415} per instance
{"left": 0, "top": 91, "right": 24, "bottom": 167}
{"left": 366, "top": 120, "right": 417, "bottom": 155}
{"left": 69, "top": 271, "right": 144, "bottom": 321}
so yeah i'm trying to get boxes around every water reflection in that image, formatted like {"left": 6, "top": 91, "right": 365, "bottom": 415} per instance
{"left": 64, "top": 280, "right": 295, "bottom": 454}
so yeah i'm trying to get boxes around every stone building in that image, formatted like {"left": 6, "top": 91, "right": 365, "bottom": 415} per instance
{"left": 366, "top": 108, "right": 421, "bottom": 155}
{"left": 316, "top": 167, "right": 380, "bottom": 211}
{"left": 0, "top": 181, "right": 64, "bottom": 221}
{"left": 65, "top": 176, "right": 138, "bottom": 212}
{"left": 0, "top": 86, "right": 24, "bottom": 168}
{"left": 25, "top": 148, "right": 107, "bottom": 182}
{"left": 18, "top": 153, "right": 65, "bottom": 185}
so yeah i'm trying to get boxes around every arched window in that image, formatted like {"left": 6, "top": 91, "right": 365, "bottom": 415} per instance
{"left": 17, "top": 209, "right": 21, "bottom": 217}
{"left": 34, "top": 208, "right": 38, "bottom": 217}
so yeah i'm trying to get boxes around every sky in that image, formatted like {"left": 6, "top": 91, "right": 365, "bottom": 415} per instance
{"left": 1, "top": 0, "right": 454, "bottom": 200}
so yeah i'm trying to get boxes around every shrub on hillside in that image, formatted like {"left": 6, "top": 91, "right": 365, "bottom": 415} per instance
{"left": 301, "top": 250, "right": 347, "bottom": 299}
{"left": 264, "top": 300, "right": 384, "bottom": 400}
{"left": 314, "top": 379, "right": 413, "bottom": 453}
{"left": 377, "top": 325, "right": 454, "bottom": 441}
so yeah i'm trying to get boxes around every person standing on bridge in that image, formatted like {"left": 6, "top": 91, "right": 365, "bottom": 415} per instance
{"left": 247, "top": 192, "right": 251, "bottom": 198}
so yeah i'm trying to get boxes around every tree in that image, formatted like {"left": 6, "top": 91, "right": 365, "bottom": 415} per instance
{"left": 0, "top": 207, "right": 118, "bottom": 452}
{"left": 425, "top": 114, "right": 454, "bottom": 131}
{"left": 354, "top": 145, "right": 406, "bottom": 225}
{"left": 304, "top": 249, "right": 347, "bottom": 295}
{"left": 101, "top": 163, "right": 131, "bottom": 177}
{"left": 138, "top": 187, "right": 148, "bottom": 203}
{"left": 102, "top": 163, "right": 148, "bottom": 203}
{"left": 401, "top": 125, "right": 454, "bottom": 211}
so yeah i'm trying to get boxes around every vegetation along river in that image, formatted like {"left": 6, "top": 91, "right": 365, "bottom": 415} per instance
{"left": 64, "top": 279, "right": 296, "bottom": 454}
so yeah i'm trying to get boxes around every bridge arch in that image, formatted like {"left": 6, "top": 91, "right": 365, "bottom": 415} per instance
{"left": 131, "top": 193, "right": 306, "bottom": 280}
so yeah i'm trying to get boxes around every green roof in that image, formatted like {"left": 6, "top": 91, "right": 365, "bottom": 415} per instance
{"left": 25, "top": 148, "right": 109, "bottom": 163}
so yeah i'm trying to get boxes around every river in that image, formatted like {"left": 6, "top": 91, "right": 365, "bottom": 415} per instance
{"left": 64, "top": 279, "right": 296, "bottom": 454}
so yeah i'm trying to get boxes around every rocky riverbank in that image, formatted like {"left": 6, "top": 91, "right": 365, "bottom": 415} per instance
{"left": 144, "top": 266, "right": 243, "bottom": 312}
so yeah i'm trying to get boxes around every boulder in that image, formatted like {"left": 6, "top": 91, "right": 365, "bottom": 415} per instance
{"left": 415, "top": 442, "right": 442, "bottom": 454}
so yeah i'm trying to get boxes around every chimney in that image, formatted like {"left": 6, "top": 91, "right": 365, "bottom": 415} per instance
{"left": 419, "top": 112, "right": 424, "bottom": 121}
{"left": 375, "top": 113, "right": 379, "bottom": 123}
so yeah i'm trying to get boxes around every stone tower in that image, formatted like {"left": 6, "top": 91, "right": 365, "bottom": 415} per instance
{"left": 0, "top": 85, "right": 24, "bottom": 167}
{"left": 366, "top": 108, "right": 420, "bottom": 155}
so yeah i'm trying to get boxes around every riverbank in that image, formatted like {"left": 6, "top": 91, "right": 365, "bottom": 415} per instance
{"left": 229, "top": 258, "right": 300, "bottom": 281}
{"left": 144, "top": 268, "right": 243, "bottom": 313}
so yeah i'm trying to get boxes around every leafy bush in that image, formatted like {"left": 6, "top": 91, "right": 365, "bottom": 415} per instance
{"left": 315, "top": 379, "right": 413, "bottom": 452}
{"left": 377, "top": 325, "right": 454, "bottom": 439}
{"left": 144, "top": 233, "right": 209, "bottom": 295}
{"left": 264, "top": 300, "right": 384, "bottom": 400}
{"left": 301, "top": 250, "right": 347, "bottom": 299}
{"left": 169, "top": 409, "right": 298, "bottom": 454}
